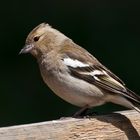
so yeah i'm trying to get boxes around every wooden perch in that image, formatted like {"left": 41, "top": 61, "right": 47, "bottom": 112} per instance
{"left": 0, "top": 110, "right": 140, "bottom": 140}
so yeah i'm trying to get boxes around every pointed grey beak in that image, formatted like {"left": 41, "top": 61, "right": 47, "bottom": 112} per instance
{"left": 19, "top": 44, "right": 34, "bottom": 54}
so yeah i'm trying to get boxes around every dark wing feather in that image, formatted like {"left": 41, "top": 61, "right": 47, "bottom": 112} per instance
{"left": 68, "top": 65, "right": 140, "bottom": 104}
{"left": 96, "top": 65, "right": 125, "bottom": 86}
{"left": 61, "top": 45, "right": 140, "bottom": 104}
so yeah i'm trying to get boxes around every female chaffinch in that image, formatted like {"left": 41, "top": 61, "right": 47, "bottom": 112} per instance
{"left": 20, "top": 23, "right": 140, "bottom": 116}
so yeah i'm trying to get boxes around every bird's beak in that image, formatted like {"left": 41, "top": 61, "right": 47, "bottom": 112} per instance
{"left": 19, "top": 44, "right": 34, "bottom": 54}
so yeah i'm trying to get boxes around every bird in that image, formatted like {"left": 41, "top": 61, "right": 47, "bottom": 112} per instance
{"left": 20, "top": 23, "right": 140, "bottom": 117}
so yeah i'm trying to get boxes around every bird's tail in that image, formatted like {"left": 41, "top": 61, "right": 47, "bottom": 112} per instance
{"left": 124, "top": 88, "right": 140, "bottom": 113}
{"left": 111, "top": 88, "right": 140, "bottom": 113}
{"left": 132, "top": 105, "right": 140, "bottom": 113}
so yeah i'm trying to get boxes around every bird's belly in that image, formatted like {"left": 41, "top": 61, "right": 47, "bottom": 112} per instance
{"left": 50, "top": 86, "right": 97, "bottom": 107}
{"left": 42, "top": 72, "right": 105, "bottom": 107}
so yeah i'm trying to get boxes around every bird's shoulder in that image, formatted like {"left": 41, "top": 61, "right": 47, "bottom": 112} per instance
{"left": 60, "top": 41, "right": 98, "bottom": 65}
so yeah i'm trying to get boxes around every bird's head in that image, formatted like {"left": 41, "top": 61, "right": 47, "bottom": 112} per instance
{"left": 20, "top": 23, "right": 67, "bottom": 57}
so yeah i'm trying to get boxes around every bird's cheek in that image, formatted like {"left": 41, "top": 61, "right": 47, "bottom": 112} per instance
{"left": 30, "top": 49, "right": 38, "bottom": 57}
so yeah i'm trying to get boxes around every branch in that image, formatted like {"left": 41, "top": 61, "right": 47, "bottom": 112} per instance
{"left": 0, "top": 110, "right": 140, "bottom": 140}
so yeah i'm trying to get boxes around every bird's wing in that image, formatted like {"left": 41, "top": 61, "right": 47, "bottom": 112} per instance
{"left": 61, "top": 49, "right": 140, "bottom": 104}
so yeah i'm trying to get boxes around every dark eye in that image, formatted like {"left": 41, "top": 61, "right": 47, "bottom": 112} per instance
{"left": 33, "top": 36, "right": 40, "bottom": 42}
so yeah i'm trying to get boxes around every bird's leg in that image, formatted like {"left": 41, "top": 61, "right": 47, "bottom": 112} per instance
{"left": 73, "top": 105, "right": 89, "bottom": 118}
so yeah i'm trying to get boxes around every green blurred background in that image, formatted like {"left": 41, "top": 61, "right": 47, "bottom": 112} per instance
{"left": 0, "top": 0, "right": 140, "bottom": 126}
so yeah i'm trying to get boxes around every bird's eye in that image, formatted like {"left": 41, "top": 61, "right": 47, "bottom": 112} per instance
{"left": 33, "top": 36, "right": 40, "bottom": 42}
